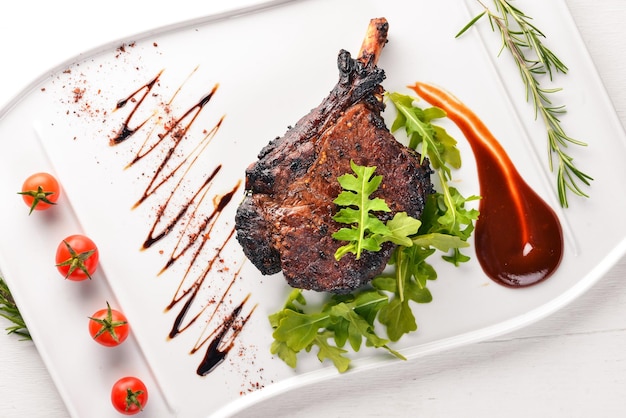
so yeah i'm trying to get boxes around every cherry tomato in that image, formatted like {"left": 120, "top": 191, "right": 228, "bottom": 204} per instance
{"left": 18, "top": 172, "right": 61, "bottom": 214}
{"left": 88, "top": 302, "right": 129, "bottom": 347}
{"left": 111, "top": 376, "right": 148, "bottom": 415}
{"left": 55, "top": 234, "right": 99, "bottom": 281}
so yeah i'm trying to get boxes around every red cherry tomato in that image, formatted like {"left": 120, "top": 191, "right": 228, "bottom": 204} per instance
{"left": 88, "top": 302, "right": 129, "bottom": 347}
{"left": 55, "top": 234, "right": 99, "bottom": 281}
{"left": 18, "top": 172, "right": 60, "bottom": 214}
{"left": 111, "top": 376, "right": 148, "bottom": 415}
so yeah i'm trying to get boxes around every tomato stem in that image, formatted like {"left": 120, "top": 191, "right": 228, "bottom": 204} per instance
{"left": 56, "top": 240, "right": 96, "bottom": 279}
{"left": 124, "top": 387, "right": 145, "bottom": 412}
{"left": 88, "top": 302, "right": 128, "bottom": 343}
{"left": 17, "top": 186, "right": 57, "bottom": 215}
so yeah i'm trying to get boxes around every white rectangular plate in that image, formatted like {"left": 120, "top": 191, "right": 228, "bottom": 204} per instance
{"left": 1, "top": 0, "right": 625, "bottom": 416}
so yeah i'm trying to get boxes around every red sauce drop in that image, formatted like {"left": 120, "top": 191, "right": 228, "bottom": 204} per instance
{"left": 410, "top": 82, "right": 563, "bottom": 287}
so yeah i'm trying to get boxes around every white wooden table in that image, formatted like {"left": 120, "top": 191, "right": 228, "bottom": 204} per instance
{"left": 1, "top": 1, "right": 624, "bottom": 416}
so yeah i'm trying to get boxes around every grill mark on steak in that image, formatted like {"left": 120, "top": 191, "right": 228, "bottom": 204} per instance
{"left": 235, "top": 18, "right": 434, "bottom": 293}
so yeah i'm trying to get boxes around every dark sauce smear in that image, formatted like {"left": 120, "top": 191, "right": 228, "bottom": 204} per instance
{"left": 110, "top": 70, "right": 256, "bottom": 376}
{"left": 111, "top": 70, "right": 163, "bottom": 145}
{"left": 166, "top": 226, "right": 237, "bottom": 337}
{"left": 194, "top": 294, "right": 256, "bottom": 376}
{"left": 411, "top": 82, "right": 564, "bottom": 287}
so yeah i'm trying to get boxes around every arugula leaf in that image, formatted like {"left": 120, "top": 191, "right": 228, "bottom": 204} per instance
{"left": 332, "top": 160, "right": 390, "bottom": 259}
{"left": 270, "top": 339, "right": 298, "bottom": 369}
{"left": 270, "top": 288, "right": 404, "bottom": 371}
{"left": 328, "top": 303, "right": 387, "bottom": 349}
{"left": 388, "top": 92, "right": 480, "bottom": 265}
{"left": 372, "top": 241, "right": 435, "bottom": 342}
{"left": 272, "top": 310, "right": 330, "bottom": 351}
{"left": 387, "top": 92, "right": 461, "bottom": 179}
{"left": 332, "top": 160, "right": 421, "bottom": 260}
{"left": 377, "top": 297, "right": 417, "bottom": 342}
{"left": 419, "top": 186, "right": 480, "bottom": 265}
{"left": 384, "top": 212, "right": 423, "bottom": 247}
{"left": 312, "top": 332, "right": 351, "bottom": 372}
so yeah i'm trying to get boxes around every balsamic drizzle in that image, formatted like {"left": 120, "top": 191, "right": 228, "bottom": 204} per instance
{"left": 110, "top": 70, "right": 255, "bottom": 376}
{"left": 111, "top": 70, "right": 163, "bottom": 145}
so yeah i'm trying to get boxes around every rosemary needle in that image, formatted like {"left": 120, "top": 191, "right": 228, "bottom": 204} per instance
{"left": 0, "top": 276, "right": 31, "bottom": 340}
{"left": 457, "top": 0, "right": 593, "bottom": 208}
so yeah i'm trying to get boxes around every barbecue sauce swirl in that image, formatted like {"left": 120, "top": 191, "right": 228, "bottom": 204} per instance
{"left": 410, "top": 82, "right": 563, "bottom": 287}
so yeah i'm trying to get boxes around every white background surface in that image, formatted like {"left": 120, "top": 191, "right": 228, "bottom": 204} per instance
{"left": 1, "top": 1, "right": 625, "bottom": 417}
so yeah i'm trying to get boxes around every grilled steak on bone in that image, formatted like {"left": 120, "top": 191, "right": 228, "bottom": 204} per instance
{"left": 235, "top": 18, "right": 433, "bottom": 293}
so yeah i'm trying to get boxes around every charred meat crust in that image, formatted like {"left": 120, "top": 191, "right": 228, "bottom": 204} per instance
{"left": 235, "top": 18, "right": 434, "bottom": 293}
{"left": 244, "top": 48, "right": 387, "bottom": 195}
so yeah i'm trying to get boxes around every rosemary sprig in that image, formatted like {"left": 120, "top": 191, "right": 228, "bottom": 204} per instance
{"left": 457, "top": 0, "right": 593, "bottom": 207}
{"left": 0, "top": 276, "right": 31, "bottom": 340}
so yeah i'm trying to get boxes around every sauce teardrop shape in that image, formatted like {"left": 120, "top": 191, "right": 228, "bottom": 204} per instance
{"left": 410, "top": 82, "right": 563, "bottom": 287}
